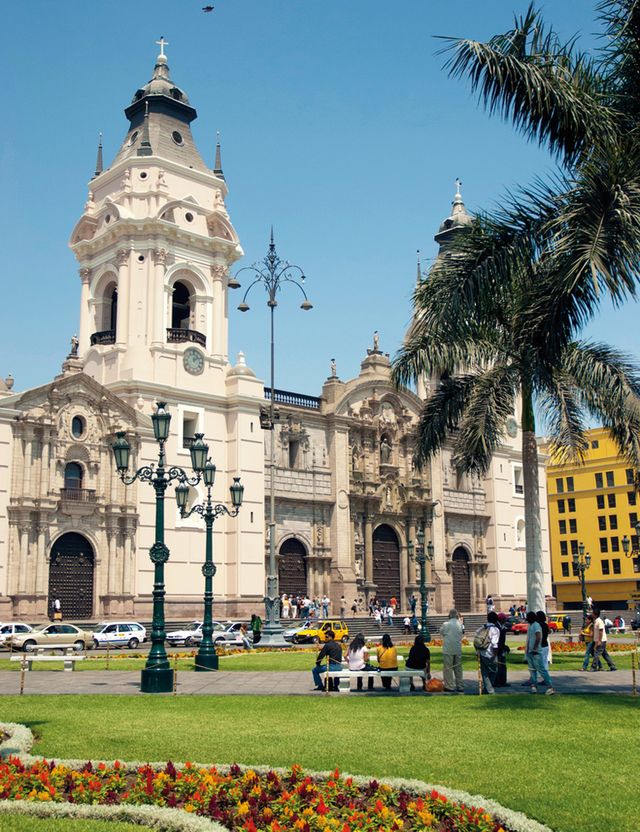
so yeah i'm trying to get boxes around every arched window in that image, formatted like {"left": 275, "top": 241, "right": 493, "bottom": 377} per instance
{"left": 109, "top": 287, "right": 118, "bottom": 332}
{"left": 64, "top": 462, "right": 83, "bottom": 491}
{"left": 516, "top": 518, "right": 526, "bottom": 548}
{"left": 172, "top": 282, "right": 191, "bottom": 329}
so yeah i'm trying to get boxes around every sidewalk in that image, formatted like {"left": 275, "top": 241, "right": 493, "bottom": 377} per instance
{"left": 0, "top": 669, "right": 635, "bottom": 696}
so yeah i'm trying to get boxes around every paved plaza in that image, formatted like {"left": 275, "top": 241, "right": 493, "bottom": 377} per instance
{"left": 0, "top": 668, "right": 635, "bottom": 696}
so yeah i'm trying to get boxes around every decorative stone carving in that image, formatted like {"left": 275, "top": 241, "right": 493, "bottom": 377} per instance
{"left": 153, "top": 248, "right": 168, "bottom": 265}
{"left": 115, "top": 249, "right": 129, "bottom": 267}
{"left": 211, "top": 263, "right": 228, "bottom": 281}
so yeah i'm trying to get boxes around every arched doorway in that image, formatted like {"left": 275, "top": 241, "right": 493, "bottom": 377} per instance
{"left": 278, "top": 538, "right": 307, "bottom": 597}
{"left": 373, "top": 524, "right": 400, "bottom": 602}
{"left": 48, "top": 533, "right": 95, "bottom": 619}
{"left": 451, "top": 547, "right": 472, "bottom": 611}
{"left": 171, "top": 281, "right": 191, "bottom": 329}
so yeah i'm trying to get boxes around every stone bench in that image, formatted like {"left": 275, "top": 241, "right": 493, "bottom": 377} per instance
{"left": 326, "top": 667, "right": 428, "bottom": 693}
{"left": 11, "top": 648, "right": 86, "bottom": 672}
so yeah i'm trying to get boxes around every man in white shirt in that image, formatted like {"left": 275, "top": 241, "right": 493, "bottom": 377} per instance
{"left": 441, "top": 609, "right": 465, "bottom": 693}
{"left": 590, "top": 609, "right": 617, "bottom": 671}
{"left": 478, "top": 611, "right": 501, "bottom": 694}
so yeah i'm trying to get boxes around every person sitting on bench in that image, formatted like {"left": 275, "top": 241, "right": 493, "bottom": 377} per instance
{"left": 376, "top": 633, "right": 398, "bottom": 689}
{"left": 312, "top": 629, "right": 343, "bottom": 691}
{"left": 406, "top": 633, "right": 431, "bottom": 691}
{"left": 347, "top": 633, "right": 375, "bottom": 690}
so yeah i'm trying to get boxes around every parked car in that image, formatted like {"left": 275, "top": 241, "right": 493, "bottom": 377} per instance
{"left": 547, "top": 614, "right": 567, "bottom": 632}
{"left": 8, "top": 623, "right": 94, "bottom": 652}
{"left": 283, "top": 619, "right": 313, "bottom": 643}
{"left": 92, "top": 622, "right": 147, "bottom": 650}
{"left": 212, "top": 622, "right": 246, "bottom": 646}
{"left": 511, "top": 620, "right": 560, "bottom": 635}
{"left": 166, "top": 621, "right": 234, "bottom": 647}
{"left": 293, "top": 619, "right": 349, "bottom": 644}
{"left": 0, "top": 622, "right": 34, "bottom": 648}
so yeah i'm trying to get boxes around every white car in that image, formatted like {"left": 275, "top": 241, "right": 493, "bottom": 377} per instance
{"left": 92, "top": 621, "right": 147, "bottom": 650}
{"left": 213, "top": 621, "right": 247, "bottom": 646}
{"left": 283, "top": 619, "right": 312, "bottom": 642}
{"left": 0, "top": 622, "right": 33, "bottom": 648}
{"left": 166, "top": 621, "right": 242, "bottom": 647}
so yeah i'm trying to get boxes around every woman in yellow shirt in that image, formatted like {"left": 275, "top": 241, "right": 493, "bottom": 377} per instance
{"left": 376, "top": 633, "right": 398, "bottom": 689}
{"left": 579, "top": 612, "right": 595, "bottom": 671}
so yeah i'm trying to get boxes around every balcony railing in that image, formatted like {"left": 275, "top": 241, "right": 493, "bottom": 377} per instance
{"left": 167, "top": 328, "right": 206, "bottom": 347}
{"left": 264, "top": 388, "right": 321, "bottom": 410}
{"left": 90, "top": 330, "right": 116, "bottom": 346}
{"left": 60, "top": 488, "right": 97, "bottom": 503}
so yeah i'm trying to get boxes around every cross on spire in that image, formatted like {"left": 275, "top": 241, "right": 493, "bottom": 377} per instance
{"left": 455, "top": 177, "right": 462, "bottom": 198}
{"left": 155, "top": 36, "right": 169, "bottom": 57}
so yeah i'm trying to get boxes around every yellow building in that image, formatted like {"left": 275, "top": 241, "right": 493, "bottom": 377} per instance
{"left": 545, "top": 427, "right": 640, "bottom": 610}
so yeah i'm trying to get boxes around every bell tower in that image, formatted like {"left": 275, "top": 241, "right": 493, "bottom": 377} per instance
{"left": 70, "top": 39, "right": 242, "bottom": 396}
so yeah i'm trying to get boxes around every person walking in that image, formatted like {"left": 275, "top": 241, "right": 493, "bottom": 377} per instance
{"left": 312, "top": 629, "right": 343, "bottom": 691}
{"left": 579, "top": 612, "right": 595, "bottom": 671}
{"left": 322, "top": 595, "right": 330, "bottom": 618}
{"left": 494, "top": 613, "right": 510, "bottom": 687}
{"left": 347, "top": 633, "right": 374, "bottom": 691}
{"left": 536, "top": 611, "right": 551, "bottom": 674}
{"left": 486, "top": 594, "right": 495, "bottom": 613}
{"left": 590, "top": 609, "right": 617, "bottom": 672}
{"left": 410, "top": 594, "right": 417, "bottom": 615}
{"left": 290, "top": 596, "right": 298, "bottom": 619}
{"left": 440, "top": 609, "right": 464, "bottom": 693}
{"left": 52, "top": 598, "right": 62, "bottom": 621}
{"left": 406, "top": 633, "right": 431, "bottom": 691}
{"left": 525, "top": 611, "right": 555, "bottom": 694}
{"left": 250, "top": 613, "right": 262, "bottom": 645}
{"left": 340, "top": 596, "right": 347, "bottom": 618}
{"left": 476, "top": 611, "right": 500, "bottom": 694}
{"left": 563, "top": 614, "right": 571, "bottom": 635}
{"left": 374, "top": 608, "right": 382, "bottom": 629}
{"left": 281, "top": 595, "right": 291, "bottom": 619}
{"left": 376, "top": 633, "right": 398, "bottom": 690}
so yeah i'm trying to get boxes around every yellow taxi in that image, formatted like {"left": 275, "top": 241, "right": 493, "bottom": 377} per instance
{"left": 547, "top": 613, "right": 568, "bottom": 632}
{"left": 293, "top": 619, "right": 349, "bottom": 644}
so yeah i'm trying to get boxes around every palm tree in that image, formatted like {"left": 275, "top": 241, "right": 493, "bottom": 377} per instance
{"left": 392, "top": 211, "right": 640, "bottom": 611}
{"left": 441, "top": 1, "right": 640, "bottom": 318}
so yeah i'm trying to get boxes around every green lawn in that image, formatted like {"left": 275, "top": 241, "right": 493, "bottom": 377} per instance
{"left": 2, "top": 695, "right": 639, "bottom": 832}
{"left": 0, "top": 817, "right": 144, "bottom": 832}
{"left": 0, "top": 644, "right": 635, "bottom": 671}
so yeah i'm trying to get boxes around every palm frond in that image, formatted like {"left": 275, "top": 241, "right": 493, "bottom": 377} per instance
{"left": 537, "top": 371, "right": 589, "bottom": 464}
{"left": 412, "top": 375, "right": 478, "bottom": 469}
{"left": 441, "top": 3, "right": 613, "bottom": 164}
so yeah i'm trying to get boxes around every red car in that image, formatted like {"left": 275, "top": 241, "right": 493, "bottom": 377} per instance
{"left": 511, "top": 620, "right": 559, "bottom": 634}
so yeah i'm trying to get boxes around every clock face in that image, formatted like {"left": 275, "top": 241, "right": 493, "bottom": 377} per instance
{"left": 506, "top": 417, "right": 518, "bottom": 438}
{"left": 183, "top": 347, "right": 204, "bottom": 375}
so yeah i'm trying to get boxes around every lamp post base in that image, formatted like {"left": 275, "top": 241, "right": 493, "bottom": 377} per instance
{"left": 259, "top": 626, "right": 290, "bottom": 649}
{"left": 195, "top": 652, "right": 219, "bottom": 671}
{"left": 140, "top": 667, "right": 174, "bottom": 693}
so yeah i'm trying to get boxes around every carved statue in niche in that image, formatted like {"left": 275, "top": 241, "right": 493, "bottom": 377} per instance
{"left": 351, "top": 444, "right": 361, "bottom": 473}
{"left": 354, "top": 557, "right": 362, "bottom": 578}
{"left": 380, "top": 435, "right": 392, "bottom": 464}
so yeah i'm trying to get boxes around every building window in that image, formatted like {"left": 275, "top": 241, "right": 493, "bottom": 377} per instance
{"left": 63, "top": 462, "right": 83, "bottom": 491}
{"left": 561, "top": 562, "right": 569, "bottom": 577}
{"left": 566, "top": 476, "right": 574, "bottom": 492}
{"left": 559, "top": 520, "right": 567, "bottom": 535}
{"left": 608, "top": 494, "right": 617, "bottom": 508}
{"left": 633, "top": 535, "right": 640, "bottom": 550}
{"left": 569, "top": 518, "right": 577, "bottom": 534}
{"left": 513, "top": 466, "right": 524, "bottom": 495}
{"left": 289, "top": 438, "right": 301, "bottom": 469}
{"left": 556, "top": 478, "right": 564, "bottom": 493}
{"left": 598, "top": 516, "right": 607, "bottom": 531}
{"left": 591, "top": 440, "right": 599, "bottom": 449}
{"left": 572, "top": 562, "right": 579, "bottom": 577}
{"left": 601, "top": 559, "right": 610, "bottom": 575}
{"left": 630, "top": 512, "right": 638, "bottom": 527}
{"left": 612, "top": 558, "right": 621, "bottom": 574}
{"left": 515, "top": 518, "right": 526, "bottom": 547}
{"left": 597, "top": 495, "right": 605, "bottom": 509}
{"left": 595, "top": 472, "right": 604, "bottom": 489}
{"left": 606, "top": 471, "right": 615, "bottom": 487}
{"left": 568, "top": 498, "right": 576, "bottom": 512}
{"left": 626, "top": 468, "right": 635, "bottom": 485}
{"left": 171, "top": 281, "right": 191, "bottom": 329}
{"left": 611, "top": 536, "right": 620, "bottom": 552}
{"left": 629, "top": 491, "right": 637, "bottom": 506}
{"left": 634, "top": 557, "right": 640, "bottom": 574}
{"left": 557, "top": 499, "right": 566, "bottom": 514}
{"left": 71, "top": 416, "right": 85, "bottom": 439}
{"left": 600, "top": 537, "right": 608, "bottom": 553}
{"left": 609, "top": 514, "right": 618, "bottom": 530}
{"left": 570, "top": 539, "right": 579, "bottom": 555}
{"left": 560, "top": 540, "right": 568, "bottom": 556}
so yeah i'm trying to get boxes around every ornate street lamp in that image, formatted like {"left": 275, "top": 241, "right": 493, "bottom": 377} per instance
{"left": 572, "top": 542, "right": 592, "bottom": 628}
{"left": 408, "top": 526, "right": 433, "bottom": 640}
{"left": 176, "top": 459, "right": 244, "bottom": 671}
{"left": 112, "top": 403, "right": 205, "bottom": 693}
{"left": 231, "top": 230, "right": 312, "bottom": 647}
{"left": 622, "top": 520, "right": 640, "bottom": 559}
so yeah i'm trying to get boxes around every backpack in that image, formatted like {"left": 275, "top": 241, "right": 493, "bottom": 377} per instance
{"left": 473, "top": 624, "right": 491, "bottom": 652}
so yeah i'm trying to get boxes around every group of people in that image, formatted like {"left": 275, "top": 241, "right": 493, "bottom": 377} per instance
{"left": 312, "top": 629, "right": 431, "bottom": 692}
{"left": 280, "top": 594, "right": 331, "bottom": 619}
{"left": 579, "top": 609, "right": 618, "bottom": 672}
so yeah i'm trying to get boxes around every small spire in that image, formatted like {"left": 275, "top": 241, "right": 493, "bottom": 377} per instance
{"left": 416, "top": 250, "right": 422, "bottom": 286}
{"left": 93, "top": 132, "right": 103, "bottom": 178}
{"left": 137, "top": 101, "right": 153, "bottom": 157}
{"left": 270, "top": 226, "right": 275, "bottom": 248}
{"left": 155, "top": 36, "right": 169, "bottom": 58}
{"left": 213, "top": 131, "right": 225, "bottom": 180}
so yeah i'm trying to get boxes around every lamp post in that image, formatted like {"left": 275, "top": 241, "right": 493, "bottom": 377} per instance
{"left": 231, "top": 230, "right": 312, "bottom": 647}
{"left": 408, "top": 527, "right": 433, "bottom": 640}
{"left": 622, "top": 520, "right": 640, "bottom": 560}
{"left": 112, "top": 402, "right": 207, "bottom": 693}
{"left": 175, "top": 460, "right": 244, "bottom": 670}
{"left": 572, "top": 542, "right": 592, "bottom": 628}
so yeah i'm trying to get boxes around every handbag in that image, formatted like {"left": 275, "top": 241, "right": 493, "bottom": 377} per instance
{"left": 425, "top": 677, "right": 444, "bottom": 692}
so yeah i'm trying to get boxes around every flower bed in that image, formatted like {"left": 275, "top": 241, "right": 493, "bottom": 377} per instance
{"left": 515, "top": 641, "right": 635, "bottom": 653}
{"left": 0, "top": 757, "right": 530, "bottom": 832}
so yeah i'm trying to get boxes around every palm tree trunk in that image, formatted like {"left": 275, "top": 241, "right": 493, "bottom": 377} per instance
{"left": 521, "top": 383, "right": 546, "bottom": 611}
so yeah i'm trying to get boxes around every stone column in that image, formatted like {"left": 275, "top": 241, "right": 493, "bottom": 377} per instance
{"left": 78, "top": 267, "right": 92, "bottom": 351}
{"left": 22, "top": 434, "right": 33, "bottom": 499}
{"left": 211, "top": 263, "right": 227, "bottom": 356}
{"left": 35, "top": 524, "right": 48, "bottom": 596}
{"left": 115, "top": 249, "right": 130, "bottom": 346}
{"left": 17, "top": 524, "right": 30, "bottom": 595}
{"left": 122, "top": 528, "right": 134, "bottom": 596}
{"left": 152, "top": 249, "right": 167, "bottom": 346}
{"left": 364, "top": 513, "right": 374, "bottom": 583}
{"left": 107, "top": 519, "right": 118, "bottom": 595}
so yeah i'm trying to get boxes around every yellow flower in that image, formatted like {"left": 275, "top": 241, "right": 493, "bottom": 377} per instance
{"left": 184, "top": 804, "right": 195, "bottom": 813}
{"left": 237, "top": 801, "right": 250, "bottom": 816}
{"left": 37, "top": 792, "right": 51, "bottom": 802}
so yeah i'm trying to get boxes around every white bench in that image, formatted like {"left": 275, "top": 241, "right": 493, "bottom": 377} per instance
{"left": 11, "top": 647, "right": 86, "bottom": 672}
{"left": 327, "top": 667, "right": 428, "bottom": 693}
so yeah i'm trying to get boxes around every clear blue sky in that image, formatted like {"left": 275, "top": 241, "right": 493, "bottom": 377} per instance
{"left": 2, "top": 0, "right": 636, "bottom": 397}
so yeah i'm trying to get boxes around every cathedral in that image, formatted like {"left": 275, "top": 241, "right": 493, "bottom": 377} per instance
{"left": 0, "top": 46, "right": 551, "bottom": 621}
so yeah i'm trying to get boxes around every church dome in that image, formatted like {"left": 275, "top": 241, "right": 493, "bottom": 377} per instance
{"left": 434, "top": 180, "right": 472, "bottom": 248}
{"left": 131, "top": 51, "right": 191, "bottom": 106}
